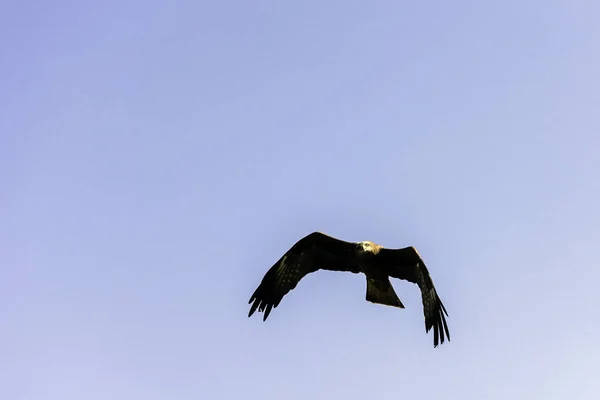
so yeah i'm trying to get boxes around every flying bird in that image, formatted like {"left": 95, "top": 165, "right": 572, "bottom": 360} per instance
{"left": 248, "top": 231, "right": 450, "bottom": 347}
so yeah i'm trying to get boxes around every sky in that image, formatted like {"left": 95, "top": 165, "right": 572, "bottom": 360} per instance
{"left": 1, "top": 1, "right": 599, "bottom": 399}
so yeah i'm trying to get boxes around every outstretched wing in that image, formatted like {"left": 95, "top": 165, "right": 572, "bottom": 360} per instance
{"left": 248, "top": 231, "right": 359, "bottom": 321}
{"left": 378, "top": 246, "right": 450, "bottom": 347}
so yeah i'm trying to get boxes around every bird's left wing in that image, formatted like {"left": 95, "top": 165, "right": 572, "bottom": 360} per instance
{"left": 248, "top": 231, "right": 359, "bottom": 321}
{"left": 378, "top": 246, "right": 450, "bottom": 347}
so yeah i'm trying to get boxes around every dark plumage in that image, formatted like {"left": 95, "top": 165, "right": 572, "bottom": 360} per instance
{"left": 248, "top": 231, "right": 451, "bottom": 347}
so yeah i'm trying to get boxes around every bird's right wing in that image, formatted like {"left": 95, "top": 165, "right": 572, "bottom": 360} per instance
{"left": 248, "top": 231, "right": 359, "bottom": 320}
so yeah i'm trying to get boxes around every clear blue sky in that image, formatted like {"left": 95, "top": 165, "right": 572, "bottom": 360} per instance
{"left": 2, "top": 1, "right": 599, "bottom": 399}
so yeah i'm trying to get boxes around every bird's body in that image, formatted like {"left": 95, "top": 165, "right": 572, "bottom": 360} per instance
{"left": 348, "top": 241, "right": 404, "bottom": 308}
{"left": 355, "top": 241, "right": 388, "bottom": 279}
{"left": 248, "top": 231, "right": 450, "bottom": 347}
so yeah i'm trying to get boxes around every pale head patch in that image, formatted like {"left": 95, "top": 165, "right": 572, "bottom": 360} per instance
{"left": 358, "top": 240, "right": 382, "bottom": 255}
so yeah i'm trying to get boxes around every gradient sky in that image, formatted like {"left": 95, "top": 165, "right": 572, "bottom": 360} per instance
{"left": 2, "top": 1, "right": 599, "bottom": 399}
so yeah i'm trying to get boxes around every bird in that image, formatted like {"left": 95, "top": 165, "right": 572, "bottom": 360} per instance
{"left": 248, "top": 231, "right": 450, "bottom": 347}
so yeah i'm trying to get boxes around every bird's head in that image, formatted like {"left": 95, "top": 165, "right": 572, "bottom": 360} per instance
{"left": 356, "top": 240, "right": 382, "bottom": 255}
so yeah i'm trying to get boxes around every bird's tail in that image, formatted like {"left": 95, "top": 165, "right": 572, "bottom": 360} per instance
{"left": 365, "top": 278, "right": 405, "bottom": 308}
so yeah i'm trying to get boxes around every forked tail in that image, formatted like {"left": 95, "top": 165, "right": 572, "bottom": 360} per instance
{"left": 365, "top": 278, "right": 405, "bottom": 308}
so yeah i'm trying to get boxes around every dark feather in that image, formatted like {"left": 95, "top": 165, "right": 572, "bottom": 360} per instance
{"left": 378, "top": 246, "right": 451, "bottom": 347}
{"left": 248, "top": 232, "right": 360, "bottom": 320}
